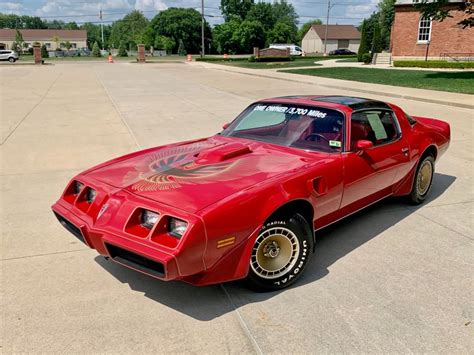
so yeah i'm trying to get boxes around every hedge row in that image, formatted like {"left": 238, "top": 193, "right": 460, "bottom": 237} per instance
{"left": 393, "top": 60, "right": 474, "bottom": 69}
{"left": 194, "top": 57, "right": 249, "bottom": 62}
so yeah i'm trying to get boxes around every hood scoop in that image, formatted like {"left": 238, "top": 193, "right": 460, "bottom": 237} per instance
{"left": 195, "top": 142, "right": 252, "bottom": 163}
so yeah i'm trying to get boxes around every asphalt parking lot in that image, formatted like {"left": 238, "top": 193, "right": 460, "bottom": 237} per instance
{"left": 1, "top": 62, "right": 472, "bottom": 353}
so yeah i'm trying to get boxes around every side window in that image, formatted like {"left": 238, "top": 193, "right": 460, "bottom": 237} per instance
{"left": 350, "top": 110, "right": 399, "bottom": 149}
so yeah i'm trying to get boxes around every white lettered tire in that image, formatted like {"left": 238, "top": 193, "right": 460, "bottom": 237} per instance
{"left": 246, "top": 214, "right": 313, "bottom": 291}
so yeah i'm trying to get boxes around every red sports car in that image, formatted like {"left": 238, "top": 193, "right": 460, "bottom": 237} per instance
{"left": 52, "top": 96, "right": 450, "bottom": 291}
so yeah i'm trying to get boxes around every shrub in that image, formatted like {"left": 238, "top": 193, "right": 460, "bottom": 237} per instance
{"left": 41, "top": 44, "right": 49, "bottom": 58}
{"left": 194, "top": 57, "right": 248, "bottom": 62}
{"left": 118, "top": 41, "right": 128, "bottom": 57}
{"left": 393, "top": 60, "right": 474, "bottom": 69}
{"left": 255, "top": 56, "right": 292, "bottom": 62}
{"left": 248, "top": 55, "right": 256, "bottom": 62}
{"left": 362, "top": 53, "right": 372, "bottom": 64}
{"left": 92, "top": 42, "right": 101, "bottom": 57}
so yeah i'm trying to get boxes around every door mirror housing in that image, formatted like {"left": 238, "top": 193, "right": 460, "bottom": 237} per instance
{"left": 222, "top": 122, "right": 230, "bottom": 130}
{"left": 355, "top": 140, "right": 374, "bottom": 151}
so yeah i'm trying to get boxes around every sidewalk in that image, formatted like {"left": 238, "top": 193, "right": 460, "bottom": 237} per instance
{"left": 189, "top": 61, "right": 474, "bottom": 109}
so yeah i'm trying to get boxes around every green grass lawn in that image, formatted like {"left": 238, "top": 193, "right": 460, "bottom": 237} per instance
{"left": 216, "top": 57, "right": 322, "bottom": 69}
{"left": 336, "top": 57, "right": 358, "bottom": 62}
{"left": 281, "top": 67, "right": 474, "bottom": 94}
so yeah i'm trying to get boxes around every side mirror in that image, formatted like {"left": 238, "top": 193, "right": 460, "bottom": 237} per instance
{"left": 222, "top": 122, "right": 230, "bottom": 130}
{"left": 355, "top": 140, "right": 374, "bottom": 151}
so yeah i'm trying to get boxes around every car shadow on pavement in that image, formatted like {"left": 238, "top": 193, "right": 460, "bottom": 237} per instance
{"left": 95, "top": 172, "right": 455, "bottom": 321}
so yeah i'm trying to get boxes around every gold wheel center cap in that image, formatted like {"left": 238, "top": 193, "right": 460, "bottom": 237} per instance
{"left": 263, "top": 241, "right": 280, "bottom": 258}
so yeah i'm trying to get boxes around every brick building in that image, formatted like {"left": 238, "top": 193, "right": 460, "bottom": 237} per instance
{"left": 391, "top": 0, "right": 474, "bottom": 60}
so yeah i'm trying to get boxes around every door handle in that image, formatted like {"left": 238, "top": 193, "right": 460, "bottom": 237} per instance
{"left": 402, "top": 147, "right": 409, "bottom": 155}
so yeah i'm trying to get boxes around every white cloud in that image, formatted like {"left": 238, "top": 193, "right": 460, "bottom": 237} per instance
{"left": 0, "top": 2, "right": 24, "bottom": 13}
{"left": 134, "top": 0, "right": 167, "bottom": 12}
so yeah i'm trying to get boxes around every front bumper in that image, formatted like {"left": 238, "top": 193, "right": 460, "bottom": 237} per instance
{"left": 51, "top": 180, "right": 206, "bottom": 282}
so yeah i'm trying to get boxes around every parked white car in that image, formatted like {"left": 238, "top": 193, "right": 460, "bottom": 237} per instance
{"left": 270, "top": 44, "right": 304, "bottom": 56}
{"left": 0, "top": 50, "right": 19, "bottom": 63}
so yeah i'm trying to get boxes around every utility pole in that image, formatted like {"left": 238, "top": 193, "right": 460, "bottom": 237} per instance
{"left": 100, "top": 7, "right": 104, "bottom": 50}
{"left": 201, "top": 0, "right": 205, "bottom": 58}
{"left": 323, "top": 0, "right": 331, "bottom": 56}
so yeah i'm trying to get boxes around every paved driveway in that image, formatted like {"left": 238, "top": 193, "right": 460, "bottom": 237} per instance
{"left": 1, "top": 62, "right": 472, "bottom": 353}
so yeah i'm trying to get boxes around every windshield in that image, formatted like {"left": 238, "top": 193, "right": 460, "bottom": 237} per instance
{"left": 222, "top": 103, "right": 344, "bottom": 152}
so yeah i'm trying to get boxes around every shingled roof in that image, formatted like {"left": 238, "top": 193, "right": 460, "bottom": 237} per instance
{"left": 310, "top": 25, "right": 361, "bottom": 40}
{"left": 0, "top": 29, "right": 87, "bottom": 41}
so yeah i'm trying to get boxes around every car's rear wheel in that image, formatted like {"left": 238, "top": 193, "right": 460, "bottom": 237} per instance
{"left": 409, "top": 155, "right": 435, "bottom": 204}
{"left": 8, "top": 57, "right": 15, "bottom": 63}
{"left": 246, "top": 214, "right": 312, "bottom": 291}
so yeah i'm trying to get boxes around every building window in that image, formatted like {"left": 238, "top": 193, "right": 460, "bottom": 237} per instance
{"left": 45, "top": 43, "right": 51, "bottom": 48}
{"left": 418, "top": 17, "right": 432, "bottom": 43}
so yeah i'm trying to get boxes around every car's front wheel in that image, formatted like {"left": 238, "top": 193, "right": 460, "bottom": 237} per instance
{"left": 409, "top": 155, "right": 435, "bottom": 204}
{"left": 8, "top": 57, "right": 16, "bottom": 63}
{"left": 246, "top": 214, "right": 313, "bottom": 291}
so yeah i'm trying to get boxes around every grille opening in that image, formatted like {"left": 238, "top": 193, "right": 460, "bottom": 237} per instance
{"left": 105, "top": 243, "right": 165, "bottom": 278}
{"left": 54, "top": 212, "right": 85, "bottom": 244}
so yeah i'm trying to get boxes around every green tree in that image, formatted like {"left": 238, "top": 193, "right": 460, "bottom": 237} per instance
{"left": 64, "top": 22, "right": 79, "bottom": 30}
{"left": 110, "top": 10, "right": 149, "bottom": 50}
{"left": 41, "top": 44, "right": 49, "bottom": 58}
{"left": 81, "top": 22, "right": 110, "bottom": 49}
{"left": 51, "top": 35, "right": 61, "bottom": 50}
{"left": 212, "top": 19, "right": 241, "bottom": 54}
{"left": 154, "top": 35, "right": 175, "bottom": 53}
{"left": 234, "top": 20, "right": 266, "bottom": 53}
{"left": 377, "top": 0, "right": 396, "bottom": 49}
{"left": 14, "top": 30, "right": 25, "bottom": 54}
{"left": 246, "top": 2, "right": 276, "bottom": 30}
{"left": 298, "top": 19, "right": 322, "bottom": 42}
{"left": 118, "top": 41, "right": 128, "bottom": 56}
{"left": 177, "top": 39, "right": 186, "bottom": 56}
{"left": 220, "top": 0, "right": 254, "bottom": 21}
{"left": 267, "top": 22, "right": 295, "bottom": 44}
{"left": 150, "top": 8, "right": 212, "bottom": 54}
{"left": 357, "top": 20, "right": 370, "bottom": 62}
{"left": 271, "top": 0, "right": 298, "bottom": 39}
{"left": 63, "top": 40, "right": 72, "bottom": 52}
{"left": 0, "top": 14, "right": 45, "bottom": 29}
{"left": 92, "top": 41, "right": 101, "bottom": 57}
{"left": 415, "top": 0, "right": 472, "bottom": 28}
{"left": 371, "top": 22, "right": 383, "bottom": 53}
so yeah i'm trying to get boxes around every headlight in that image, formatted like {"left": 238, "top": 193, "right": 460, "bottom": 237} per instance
{"left": 140, "top": 210, "right": 159, "bottom": 229}
{"left": 168, "top": 218, "right": 188, "bottom": 238}
{"left": 73, "top": 181, "right": 84, "bottom": 195}
{"left": 86, "top": 188, "right": 96, "bottom": 204}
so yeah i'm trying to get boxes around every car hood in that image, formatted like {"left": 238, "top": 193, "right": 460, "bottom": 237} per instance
{"left": 86, "top": 136, "right": 329, "bottom": 213}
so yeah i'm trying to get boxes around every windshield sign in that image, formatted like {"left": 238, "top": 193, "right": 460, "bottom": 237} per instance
{"left": 223, "top": 103, "right": 344, "bottom": 152}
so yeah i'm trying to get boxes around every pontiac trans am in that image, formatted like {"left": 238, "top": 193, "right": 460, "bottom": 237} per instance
{"left": 52, "top": 96, "right": 450, "bottom": 291}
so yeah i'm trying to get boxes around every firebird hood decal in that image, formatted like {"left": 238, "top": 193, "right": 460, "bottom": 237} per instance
{"left": 86, "top": 137, "right": 329, "bottom": 213}
{"left": 123, "top": 143, "right": 238, "bottom": 191}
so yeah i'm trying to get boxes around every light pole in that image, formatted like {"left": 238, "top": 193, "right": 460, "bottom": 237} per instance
{"left": 323, "top": 0, "right": 334, "bottom": 56}
{"left": 201, "top": 0, "right": 205, "bottom": 58}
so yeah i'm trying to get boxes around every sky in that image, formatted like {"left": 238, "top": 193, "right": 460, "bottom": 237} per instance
{"left": 0, "top": 0, "right": 380, "bottom": 27}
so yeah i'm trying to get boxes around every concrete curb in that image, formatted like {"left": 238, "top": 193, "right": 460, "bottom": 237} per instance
{"left": 190, "top": 62, "right": 474, "bottom": 110}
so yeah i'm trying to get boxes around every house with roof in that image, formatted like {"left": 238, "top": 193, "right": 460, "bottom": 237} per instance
{"left": 0, "top": 29, "right": 87, "bottom": 51}
{"left": 301, "top": 25, "right": 361, "bottom": 54}
{"left": 391, "top": 0, "right": 473, "bottom": 60}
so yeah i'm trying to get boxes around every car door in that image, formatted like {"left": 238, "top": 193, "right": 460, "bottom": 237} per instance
{"left": 0, "top": 51, "right": 7, "bottom": 60}
{"left": 341, "top": 109, "right": 410, "bottom": 209}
